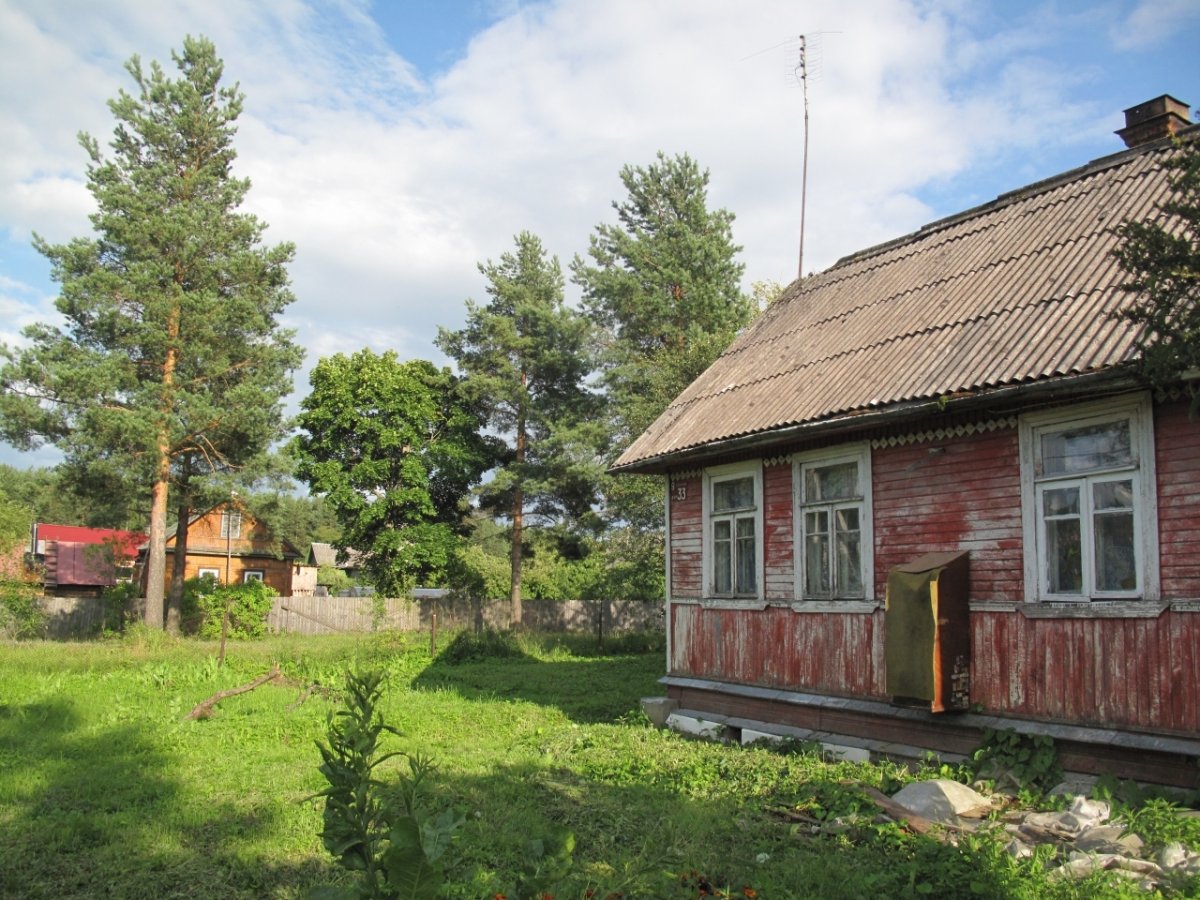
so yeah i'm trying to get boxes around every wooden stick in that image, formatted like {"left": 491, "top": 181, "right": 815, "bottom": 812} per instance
{"left": 185, "top": 663, "right": 281, "bottom": 720}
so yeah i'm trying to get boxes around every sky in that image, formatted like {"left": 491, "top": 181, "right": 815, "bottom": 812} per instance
{"left": 1, "top": 0, "right": 1198, "bottom": 471}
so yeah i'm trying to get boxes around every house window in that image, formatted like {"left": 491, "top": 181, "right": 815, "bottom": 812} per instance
{"left": 197, "top": 566, "right": 221, "bottom": 583}
{"left": 1020, "top": 396, "right": 1158, "bottom": 602}
{"left": 703, "top": 462, "right": 762, "bottom": 598}
{"left": 794, "top": 444, "right": 872, "bottom": 600}
{"left": 220, "top": 511, "right": 242, "bottom": 539}
{"left": 243, "top": 570, "right": 264, "bottom": 583}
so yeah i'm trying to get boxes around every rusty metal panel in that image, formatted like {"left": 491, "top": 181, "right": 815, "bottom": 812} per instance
{"left": 617, "top": 141, "right": 1189, "bottom": 471}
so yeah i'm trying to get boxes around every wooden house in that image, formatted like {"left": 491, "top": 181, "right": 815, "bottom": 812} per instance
{"left": 614, "top": 96, "right": 1200, "bottom": 787}
{"left": 146, "top": 503, "right": 306, "bottom": 597}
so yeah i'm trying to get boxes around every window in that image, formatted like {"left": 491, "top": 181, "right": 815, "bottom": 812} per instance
{"left": 197, "top": 566, "right": 221, "bottom": 583}
{"left": 703, "top": 462, "right": 762, "bottom": 598}
{"left": 1020, "top": 396, "right": 1158, "bottom": 602}
{"left": 794, "top": 445, "right": 872, "bottom": 600}
{"left": 242, "top": 570, "right": 264, "bottom": 583}
{"left": 220, "top": 511, "right": 242, "bottom": 539}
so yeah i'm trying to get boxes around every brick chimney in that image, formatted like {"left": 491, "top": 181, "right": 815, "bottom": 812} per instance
{"left": 1115, "top": 95, "right": 1192, "bottom": 148}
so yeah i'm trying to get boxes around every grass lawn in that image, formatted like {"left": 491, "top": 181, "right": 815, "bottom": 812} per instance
{"left": 0, "top": 628, "right": 1194, "bottom": 899}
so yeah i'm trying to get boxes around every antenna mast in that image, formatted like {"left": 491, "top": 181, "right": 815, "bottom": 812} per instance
{"left": 796, "top": 34, "right": 810, "bottom": 280}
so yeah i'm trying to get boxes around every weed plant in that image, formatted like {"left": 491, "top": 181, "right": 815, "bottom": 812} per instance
{"left": 0, "top": 630, "right": 1193, "bottom": 899}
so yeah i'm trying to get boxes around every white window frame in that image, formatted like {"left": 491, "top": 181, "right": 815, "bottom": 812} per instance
{"left": 702, "top": 461, "right": 763, "bottom": 600}
{"left": 793, "top": 443, "right": 874, "bottom": 601}
{"left": 1019, "top": 394, "right": 1159, "bottom": 603}
{"left": 197, "top": 566, "right": 221, "bottom": 583}
{"left": 242, "top": 570, "right": 265, "bottom": 583}
{"left": 220, "top": 510, "right": 242, "bottom": 539}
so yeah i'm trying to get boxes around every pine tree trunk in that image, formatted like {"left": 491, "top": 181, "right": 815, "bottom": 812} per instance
{"left": 144, "top": 464, "right": 168, "bottom": 628}
{"left": 510, "top": 385, "right": 526, "bottom": 627}
{"left": 165, "top": 498, "right": 190, "bottom": 634}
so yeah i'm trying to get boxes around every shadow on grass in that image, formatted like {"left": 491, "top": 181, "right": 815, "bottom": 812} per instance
{"left": 413, "top": 652, "right": 666, "bottom": 724}
{"left": 419, "top": 755, "right": 1032, "bottom": 899}
{"left": 0, "top": 697, "right": 336, "bottom": 899}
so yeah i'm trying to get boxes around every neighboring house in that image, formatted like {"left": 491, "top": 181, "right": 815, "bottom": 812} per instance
{"left": 614, "top": 96, "right": 1200, "bottom": 787}
{"left": 30, "top": 523, "right": 147, "bottom": 597}
{"left": 142, "top": 503, "right": 305, "bottom": 597}
{"left": 307, "top": 542, "right": 366, "bottom": 580}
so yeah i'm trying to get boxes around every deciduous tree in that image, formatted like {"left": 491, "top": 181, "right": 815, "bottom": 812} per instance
{"left": 0, "top": 36, "right": 301, "bottom": 628}
{"left": 293, "top": 351, "right": 495, "bottom": 597}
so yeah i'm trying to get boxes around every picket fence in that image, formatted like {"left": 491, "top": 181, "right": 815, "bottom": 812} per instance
{"left": 33, "top": 594, "right": 664, "bottom": 639}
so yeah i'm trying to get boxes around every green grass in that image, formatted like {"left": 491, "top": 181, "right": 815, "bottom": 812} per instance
{"left": 0, "top": 629, "right": 1195, "bottom": 899}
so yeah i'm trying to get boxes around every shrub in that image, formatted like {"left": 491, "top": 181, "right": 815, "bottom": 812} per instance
{"left": 100, "top": 581, "right": 140, "bottom": 634}
{"left": 0, "top": 580, "right": 45, "bottom": 639}
{"left": 193, "top": 579, "right": 276, "bottom": 640}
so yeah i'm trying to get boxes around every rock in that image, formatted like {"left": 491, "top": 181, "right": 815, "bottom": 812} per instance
{"left": 889, "top": 779, "right": 993, "bottom": 825}
{"left": 1048, "top": 775, "right": 1099, "bottom": 799}
{"left": 641, "top": 697, "right": 677, "bottom": 728}
{"left": 1075, "top": 824, "right": 1143, "bottom": 855}
{"left": 1004, "top": 838, "right": 1033, "bottom": 859}
{"left": 1160, "top": 843, "right": 1189, "bottom": 870}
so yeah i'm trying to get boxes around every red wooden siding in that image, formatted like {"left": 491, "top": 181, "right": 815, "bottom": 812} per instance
{"left": 669, "top": 475, "right": 702, "bottom": 598}
{"left": 874, "top": 428, "right": 1024, "bottom": 601}
{"left": 972, "top": 609, "right": 1200, "bottom": 734}
{"left": 763, "top": 463, "right": 794, "bottom": 600}
{"left": 671, "top": 603, "right": 886, "bottom": 699}
{"left": 1155, "top": 399, "right": 1200, "bottom": 598}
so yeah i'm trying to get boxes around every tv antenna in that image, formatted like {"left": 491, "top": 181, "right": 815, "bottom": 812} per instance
{"left": 794, "top": 34, "right": 812, "bottom": 280}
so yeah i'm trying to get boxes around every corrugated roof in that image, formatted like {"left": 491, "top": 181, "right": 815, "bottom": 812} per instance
{"left": 615, "top": 131, "right": 1194, "bottom": 472}
{"left": 33, "top": 524, "right": 146, "bottom": 560}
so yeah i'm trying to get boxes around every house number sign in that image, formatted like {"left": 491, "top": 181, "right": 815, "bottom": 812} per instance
{"left": 674, "top": 484, "right": 687, "bottom": 501}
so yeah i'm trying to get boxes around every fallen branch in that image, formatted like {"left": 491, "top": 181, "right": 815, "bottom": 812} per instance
{"left": 186, "top": 664, "right": 281, "bottom": 720}
{"left": 286, "top": 682, "right": 338, "bottom": 711}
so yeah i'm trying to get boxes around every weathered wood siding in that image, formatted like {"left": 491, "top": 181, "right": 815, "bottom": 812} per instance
{"left": 669, "top": 474, "right": 703, "bottom": 598}
{"left": 670, "top": 604, "right": 886, "bottom": 699}
{"left": 1156, "top": 399, "right": 1200, "bottom": 598}
{"left": 763, "top": 462, "right": 794, "bottom": 600}
{"left": 874, "top": 427, "right": 1024, "bottom": 601}
{"left": 665, "top": 401, "right": 1200, "bottom": 735}
{"left": 972, "top": 609, "right": 1200, "bottom": 733}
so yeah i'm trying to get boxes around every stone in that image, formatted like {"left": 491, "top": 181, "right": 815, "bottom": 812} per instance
{"left": 641, "top": 697, "right": 678, "bottom": 729}
{"left": 1048, "top": 775, "right": 1099, "bottom": 799}
{"left": 1004, "top": 838, "right": 1033, "bottom": 859}
{"left": 1075, "top": 824, "right": 1142, "bottom": 855}
{"left": 889, "top": 779, "right": 993, "bottom": 826}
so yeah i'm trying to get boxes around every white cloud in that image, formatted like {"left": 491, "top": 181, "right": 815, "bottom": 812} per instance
{"left": 0, "top": 0, "right": 1193, "bottom": 419}
{"left": 1113, "top": 0, "right": 1200, "bottom": 49}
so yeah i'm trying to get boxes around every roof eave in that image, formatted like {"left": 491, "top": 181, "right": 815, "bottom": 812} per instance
{"left": 610, "top": 368, "right": 1143, "bottom": 475}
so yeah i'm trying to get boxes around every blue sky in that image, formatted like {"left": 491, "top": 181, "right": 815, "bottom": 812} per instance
{"left": 1, "top": 0, "right": 1198, "bottom": 471}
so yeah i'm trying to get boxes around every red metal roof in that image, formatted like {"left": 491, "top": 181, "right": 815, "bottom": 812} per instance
{"left": 34, "top": 524, "right": 147, "bottom": 561}
{"left": 614, "top": 129, "right": 1195, "bottom": 473}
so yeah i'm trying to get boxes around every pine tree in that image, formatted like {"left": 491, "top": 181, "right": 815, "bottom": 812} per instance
{"left": 1114, "top": 137, "right": 1200, "bottom": 410}
{"left": 437, "top": 232, "right": 600, "bottom": 623}
{"left": 0, "top": 36, "right": 301, "bottom": 627}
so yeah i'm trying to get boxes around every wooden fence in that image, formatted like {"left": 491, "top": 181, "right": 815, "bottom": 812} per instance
{"left": 26, "top": 594, "right": 664, "bottom": 639}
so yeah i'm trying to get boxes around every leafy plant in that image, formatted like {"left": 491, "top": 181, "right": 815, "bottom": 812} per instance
{"left": 100, "top": 581, "right": 140, "bottom": 634}
{"left": 311, "top": 669, "right": 463, "bottom": 899}
{"left": 0, "top": 580, "right": 44, "bottom": 639}
{"left": 968, "top": 728, "right": 1061, "bottom": 798}
{"left": 192, "top": 579, "right": 275, "bottom": 640}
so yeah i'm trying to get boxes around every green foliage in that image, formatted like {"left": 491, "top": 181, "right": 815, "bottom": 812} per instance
{"left": 318, "top": 564, "right": 355, "bottom": 595}
{"left": 1114, "top": 137, "right": 1200, "bottom": 410}
{"left": 312, "top": 669, "right": 462, "bottom": 899}
{"left": 968, "top": 728, "right": 1061, "bottom": 798}
{"left": 0, "top": 580, "right": 44, "bottom": 639}
{"left": 437, "top": 231, "right": 602, "bottom": 611}
{"left": 0, "top": 36, "right": 303, "bottom": 624}
{"left": 192, "top": 579, "right": 275, "bottom": 640}
{"left": 100, "top": 581, "right": 141, "bottom": 634}
{"left": 294, "top": 350, "right": 495, "bottom": 598}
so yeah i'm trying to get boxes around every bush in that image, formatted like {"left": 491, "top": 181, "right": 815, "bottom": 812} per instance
{"left": 193, "top": 579, "right": 276, "bottom": 640}
{"left": 0, "top": 580, "right": 45, "bottom": 638}
{"left": 100, "top": 581, "right": 140, "bottom": 634}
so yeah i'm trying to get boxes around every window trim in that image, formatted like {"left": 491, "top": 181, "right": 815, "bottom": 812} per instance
{"left": 792, "top": 443, "right": 874, "bottom": 602}
{"left": 242, "top": 570, "right": 265, "bottom": 583}
{"left": 1019, "top": 394, "right": 1159, "bottom": 603}
{"left": 702, "top": 461, "right": 763, "bottom": 600}
{"left": 220, "top": 510, "right": 242, "bottom": 539}
{"left": 197, "top": 566, "right": 221, "bottom": 583}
